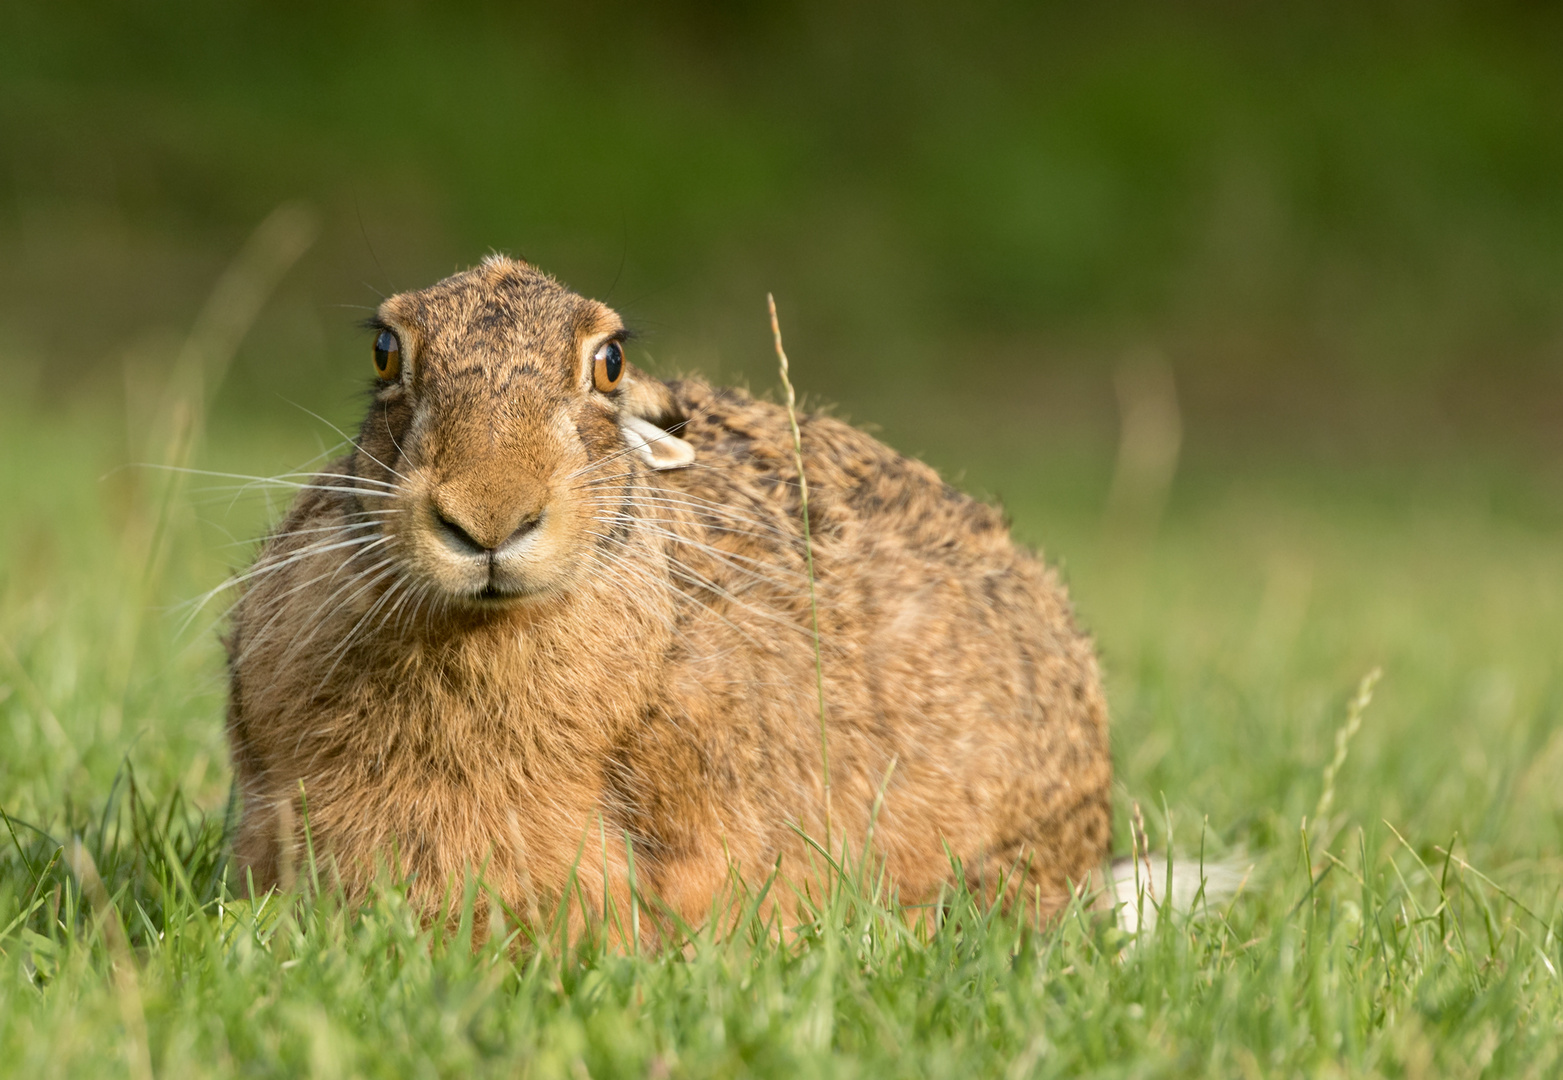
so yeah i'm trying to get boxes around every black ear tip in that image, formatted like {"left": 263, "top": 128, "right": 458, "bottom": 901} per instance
{"left": 649, "top": 401, "right": 688, "bottom": 431}
{"left": 624, "top": 376, "right": 687, "bottom": 431}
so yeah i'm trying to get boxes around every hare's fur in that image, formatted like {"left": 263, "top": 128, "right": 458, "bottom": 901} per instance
{"left": 226, "top": 256, "right": 1111, "bottom": 937}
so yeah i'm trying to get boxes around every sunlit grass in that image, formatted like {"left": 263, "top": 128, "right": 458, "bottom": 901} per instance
{"left": 1, "top": 399, "right": 1560, "bottom": 1077}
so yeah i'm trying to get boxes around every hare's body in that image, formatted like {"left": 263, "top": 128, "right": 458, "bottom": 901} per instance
{"left": 227, "top": 258, "right": 1111, "bottom": 935}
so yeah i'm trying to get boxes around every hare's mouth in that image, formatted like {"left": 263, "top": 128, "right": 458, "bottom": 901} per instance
{"left": 412, "top": 545, "right": 557, "bottom": 609}
{"left": 455, "top": 577, "right": 547, "bottom": 609}
{"left": 475, "top": 584, "right": 512, "bottom": 602}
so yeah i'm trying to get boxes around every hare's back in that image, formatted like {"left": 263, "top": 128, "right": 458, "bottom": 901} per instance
{"left": 665, "top": 377, "right": 1040, "bottom": 581}
{"left": 659, "top": 378, "right": 1104, "bottom": 763}
{"left": 637, "top": 379, "right": 1110, "bottom": 901}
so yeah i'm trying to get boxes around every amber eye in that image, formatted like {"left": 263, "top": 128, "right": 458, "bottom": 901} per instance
{"left": 373, "top": 329, "right": 401, "bottom": 380}
{"left": 593, "top": 340, "right": 625, "bottom": 392}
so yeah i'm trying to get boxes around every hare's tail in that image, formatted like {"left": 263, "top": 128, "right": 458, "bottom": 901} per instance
{"left": 1102, "top": 853, "right": 1251, "bottom": 933}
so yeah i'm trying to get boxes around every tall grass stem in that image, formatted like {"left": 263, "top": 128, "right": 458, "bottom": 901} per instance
{"left": 1314, "top": 667, "right": 1382, "bottom": 828}
{"left": 768, "top": 293, "right": 832, "bottom": 857}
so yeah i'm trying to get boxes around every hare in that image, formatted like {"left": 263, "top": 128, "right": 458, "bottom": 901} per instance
{"left": 225, "top": 255, "right": 1112, "bottom": 939}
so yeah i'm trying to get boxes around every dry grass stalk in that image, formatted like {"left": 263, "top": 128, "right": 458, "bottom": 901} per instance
{"left": 768, "top": 293, "right": 833, "bottom": 855}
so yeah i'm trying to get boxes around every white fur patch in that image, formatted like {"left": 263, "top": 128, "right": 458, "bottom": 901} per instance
{"left": 619, "top": 415, "right": 695, "bottom": 471}
{"left": 1107, "top": 854, "right": 1251, "bottom": 933}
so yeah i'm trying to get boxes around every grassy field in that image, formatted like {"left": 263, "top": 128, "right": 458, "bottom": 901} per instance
{"left": 1, "top": 377, "right": 1560, "bottom": 1077}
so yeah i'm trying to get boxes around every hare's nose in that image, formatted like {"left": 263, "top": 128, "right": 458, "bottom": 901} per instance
{"left": 431, "top": 498, "right": 543, "bottom": 556}
{"left": 433, "top": 507, "right": 491, "bottom": 555}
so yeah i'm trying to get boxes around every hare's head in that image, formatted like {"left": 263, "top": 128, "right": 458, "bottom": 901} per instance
{"left": 351, "top": 256, "right": 692, "bottom": 610}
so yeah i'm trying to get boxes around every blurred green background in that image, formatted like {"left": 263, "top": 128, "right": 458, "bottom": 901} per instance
{"left": 1, "top": 1, "right": 1561, "bottom": 838}
{"left": 6, "top": 0, "right": 1563, "bottom": 455}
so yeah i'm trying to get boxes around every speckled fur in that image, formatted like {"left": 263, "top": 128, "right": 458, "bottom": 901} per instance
{"left": 226, "top": 256, "right": 1112, "bottom": 940}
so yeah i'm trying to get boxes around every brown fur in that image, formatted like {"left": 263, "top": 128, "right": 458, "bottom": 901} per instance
{"left": 225, "top": 256, "right": 1112, "bottom": 940}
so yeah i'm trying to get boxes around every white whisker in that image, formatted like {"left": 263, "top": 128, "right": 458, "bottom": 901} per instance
{"left": 281, "top": 398, "right": 413, "bottom": 483}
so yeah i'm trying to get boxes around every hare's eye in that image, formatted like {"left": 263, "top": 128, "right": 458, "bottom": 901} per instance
{"left": 593, "top": 340, "right": 625, "bottom": 392}
{"left": 373, "top": 329, "right": 402, "bottom": 381}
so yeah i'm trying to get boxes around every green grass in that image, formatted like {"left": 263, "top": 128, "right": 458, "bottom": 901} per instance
{"left": 1, "top": 394, "right": 1560, "bottom": 1078}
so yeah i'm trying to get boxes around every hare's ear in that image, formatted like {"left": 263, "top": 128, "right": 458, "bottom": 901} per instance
{"left": 617, "top": 376, "right": 694, "bottom": 471}
{"left": 620, "top": 414, "right": 695, "bottom": 471}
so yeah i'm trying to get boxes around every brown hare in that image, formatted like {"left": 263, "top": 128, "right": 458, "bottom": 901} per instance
{"left": 225, "top": 255, "right": 1113, "bottom": 940}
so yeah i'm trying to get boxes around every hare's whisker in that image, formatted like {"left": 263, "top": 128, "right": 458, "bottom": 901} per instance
{"left": 587, "top": 511, "right": 786, "bottom": 577}
{"left": 597, "top": 513, "right": 803, "bottom": 571}
{"left": 377, "top": 574, "right": 427, "bottom": 639}
{"left": 284, "top": 555, "right": 402, "bottom": 660}
{"left": 660, "top": 561, "right": 816, "bottom": 638}
{"left": 239, "top": 553, "right": 400, "bottom": 671}
{"left": 578, "top": 470, "right": 642, "bottom": 487}
{"left": 562, "top": 417, "right": 692, "bottom": 482}
{"left": 271, "top": 471, "right": 400, "bottom": 490}
{"left": 146, "top": 464, "right": 401, "bottom": 493}
{"left": 583, "top": 550, "right": 764, "bottom": 653}
{"left": 592, "top": 514, "right": 807, "bottom": 587}
{"left": 190, "top": 481, "right": 401, "bottom": 502}
{"left": 176, "top": 533, "right": 392, "bottom": 630}
{"left": 564, "top": 442, "right": 651, "bottom": 482}
{"left": 230, "top": 562, "right": 376, "bottom": 670}
{"left": 613, "top": 487, "right": 793, "bottom": 536}
{"left": 585, "top": 487, "right": 778, "bottom": 522}
{"left": 234, "top": 515, "right": 394, "bottom": 543}
{"left": 314, "top": 568, "right": 410, "bottom": 691}
{"left": 581, "top": 497, "right": 787, "bottom": 546}
{"left": 292, "top": 564, "right": 407, "bottom": 750}
{"left": 227, "top": 534, "right": 393, "bottom": 593}
{"left": 584, "top": 526, "right": 814, "bottom": 642}
{"left": 212, "top": 518, "right": 386, "bottom": 550}
{"left": 282, "top": 399, "right": 413, "bottom": 483}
